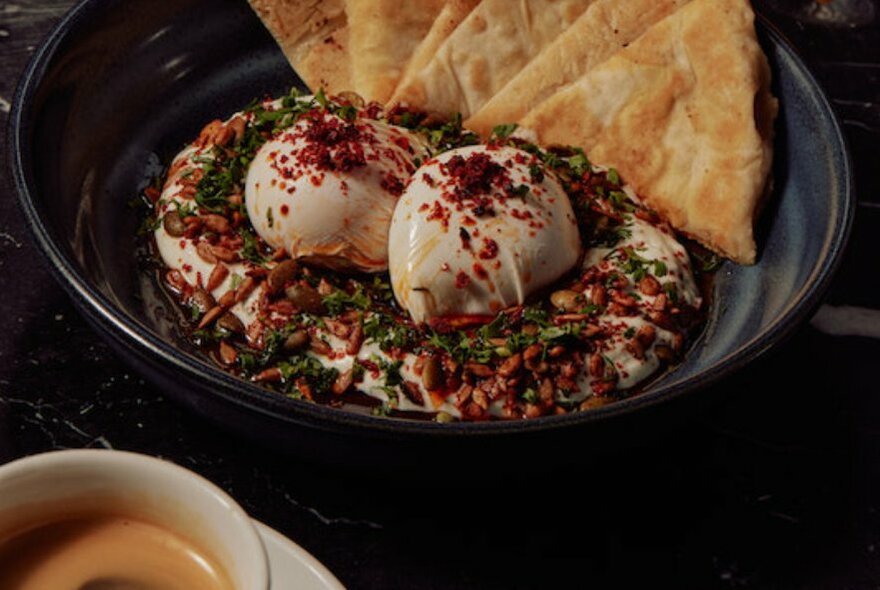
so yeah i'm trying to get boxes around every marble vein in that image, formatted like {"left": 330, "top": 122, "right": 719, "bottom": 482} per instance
{"left": 811, "top": 304, "right": 880, "bottom": 339}
{"left": 0, "top": 2, "right": 70, "bottom": 24}
{"left": 281, "top": 492, "right": 383, "bottom": 530}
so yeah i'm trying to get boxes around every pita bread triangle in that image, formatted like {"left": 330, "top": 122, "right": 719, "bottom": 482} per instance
{"left": 248, "top": 0, "right": 352, "bottom": 94}
{"left": 465, "top": 0, "right": 693, "bottom": 136}
{"left": 388, "top": 0, "right": 597, "bottom": 118}
{"left": 345, "top": 0, "right": 448, "bottom": 103}
{"left": 397, "top": 0, "right": 483, "bottom": 97}
{"left": 520, "top": 0, "right": 777, "bottom": 264}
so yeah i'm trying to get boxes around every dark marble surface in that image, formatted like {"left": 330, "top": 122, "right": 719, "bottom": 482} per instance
{"left": 2, "top": 1, "right": 880, "bottom": 588}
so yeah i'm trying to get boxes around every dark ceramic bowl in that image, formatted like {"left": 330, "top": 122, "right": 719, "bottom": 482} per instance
{"left": 9, "top": 0, "right": 853, "bottom": 473}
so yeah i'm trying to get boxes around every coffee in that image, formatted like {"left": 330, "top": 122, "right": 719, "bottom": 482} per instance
{"left": 0, "top": 514, "right": 235, "bottom": 590}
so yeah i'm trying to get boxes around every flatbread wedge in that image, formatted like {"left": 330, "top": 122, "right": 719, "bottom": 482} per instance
{"left": 345, "top": 0, "right": 448, "bottom": 103}
{"left": 397, "top": 0, "right": 483, "bottom": 96}
{"left": 388, "top": 0, "right": 597, "bottom": 119}
{"left": 465, "top": 0, "right": 692, "bottom": 136}
{"left": 248, "top": 0, "right": 352, "bottom": 94}
{"left": 520, "top": 0, "right": 777, "bottom": 264}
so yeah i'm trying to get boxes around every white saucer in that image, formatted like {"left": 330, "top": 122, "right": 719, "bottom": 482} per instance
{"left": 254, "top": 520, "right": 345, "bottom": 589}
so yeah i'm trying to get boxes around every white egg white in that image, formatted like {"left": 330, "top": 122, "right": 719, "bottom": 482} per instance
{"left": 245, "top": 111, "right": 427, "bottom": 272}
{"left": 389, "top": 145, "right": 582, "bottom": 324}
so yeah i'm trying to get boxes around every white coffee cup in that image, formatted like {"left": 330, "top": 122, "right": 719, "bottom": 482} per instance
{"left": 0, "top": 449, "right": 269, "bottom": 589}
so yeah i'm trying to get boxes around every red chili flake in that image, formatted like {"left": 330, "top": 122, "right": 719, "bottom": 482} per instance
{"left": 455, "top": 271, "right": 471, "bottom": 289}
{"left": 459, "top": 227, "right": 472, "bottom": 250}
{"left": 422, "top": 173, "right": 436, "bottom": 188}
{"left": 268, "top": 300, "right": 296, "bottom": 315}
{"left": 280, "top": 204, "right": 290, "bottom": 216}
{"left": 473, "top": 263, "right": 489, "bottom": 281}
{"left": 363, "top": 102, "right": 384, "bottom": 120}
{"left": 470, "top": 198, "right": 496, "bottom": 218}
{"left": 144, "top": 186, "right": 161, "bottom": 203}
{"left": 418, "top": 203, "right": 430, "bottom": 212}
{"left": 425, "top": 201, "right": 450, "bottom": 229}
{"left": 278, "top": 111, "right": 368, "bottom": 174}
{"left": 378, "top": 146, "right": 404, "bottom": 167}
{"left": 391, "top": 135, "right": 411, "bottom": 152}
{"left": 380, "top": 171, "right": 405, "bottom": 196}
{"left": 441, "top": 152, "right": 509, "bottom": 200}
{"left": 477, "top": 238, "right": 499, "bottom": 260}
{"left": 510, "top": 208, "right": 534, "bottom": 221}
{"left": 182, "top": 263, "right": 193, "bottom": 273}
{"left": 428, "top": 314, "right": 494, "bottom": 332}
{"left": 359, "top": 359, "right": 381, "bottom": 377}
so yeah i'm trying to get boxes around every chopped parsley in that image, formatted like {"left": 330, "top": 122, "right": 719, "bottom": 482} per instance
{"left": 238, "top": 228, "right": 269, "bottom": 266}
{"left": 363, "top": 313, "right": 419, "bottom": 351}
{"left": 521, "top": 388, "right": 539, "bottom": 405}
{"left": 322, "top": 286, "right": 370, "bottom": 315}
{"left": 566, "top": 149, "right": 591, "bottom": 177}
{"left": 691, "top": 248, "right": 724, "bottom": 273}
{"left": 591, "top": 223, "right": 633, "bottom": 249}
{"left": 529, "top": 164, "right": 545, "bottom": 184}
{"left": 374, "top": 355, "right": 404, "bottom": 388}
{"left": 491, "top": 123, "right": 518, "bottom": 140}
{"left": 509, "top": 183, "right": 531, "bottom": 198}
{"left": 399, "top": 112, "right": 480, "bottom": 154}
{"left": 607, "top": 247, "right": 668, "bottom": 282}
{"left": 278, "top": 355, "right": 339, "bottom": 395}
{"left": 193, "top": 152, "right": 239, "bottom": 213}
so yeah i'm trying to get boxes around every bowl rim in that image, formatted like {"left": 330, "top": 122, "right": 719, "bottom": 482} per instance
{"left": 7, "top": 0, "right": 856, "bottom": 438}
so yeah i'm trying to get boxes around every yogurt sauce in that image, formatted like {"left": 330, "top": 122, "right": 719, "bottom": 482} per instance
{"left": 152, "top": 97, "right": 701, "bottom": 419}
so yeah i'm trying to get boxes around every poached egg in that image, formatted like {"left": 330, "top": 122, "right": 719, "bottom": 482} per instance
{"left": 245, "top": 110, "right": 426, "bottom": 272}
{"left": 389, "top": 145, "right": 582, "bottom": 324}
